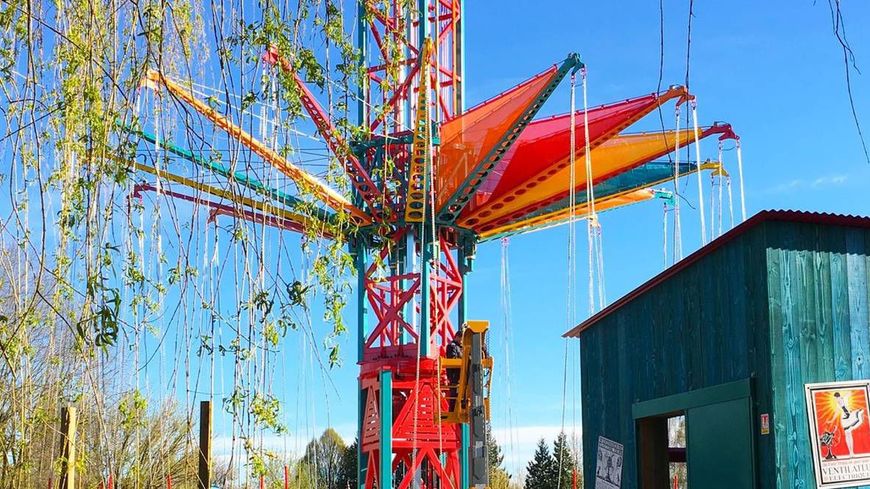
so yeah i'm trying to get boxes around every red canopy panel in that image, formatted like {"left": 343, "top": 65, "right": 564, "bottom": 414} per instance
{"left": 461, "top": 86, "right": 689, "bottom": 225}
{"left": 434, "top": 64, "right": 560, "bottom": 212}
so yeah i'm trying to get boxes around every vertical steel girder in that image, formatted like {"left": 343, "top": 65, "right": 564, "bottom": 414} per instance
{"left": 362, "top": 0, "right": 461, "bottom": 131}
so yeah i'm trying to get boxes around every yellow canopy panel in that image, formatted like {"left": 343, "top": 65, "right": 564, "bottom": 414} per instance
{"left": 477, "top": 189, "right": 656, "bottom": 240}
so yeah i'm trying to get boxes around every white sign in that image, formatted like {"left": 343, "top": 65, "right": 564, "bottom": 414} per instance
{"left": 594, "top": 436, "right": 623, "bottom": 489}
{"left": 806, "top": 380, "right": 870, "bottom": 488}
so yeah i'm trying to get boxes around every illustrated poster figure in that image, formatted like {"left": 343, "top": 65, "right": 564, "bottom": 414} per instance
{"left": 835, "top": 392, "right": 865, "bottom": 457}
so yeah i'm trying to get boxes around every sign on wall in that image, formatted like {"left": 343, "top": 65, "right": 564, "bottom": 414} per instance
{"left": 806, "top": 380, "right": 870, "bottom": 488}
{"left": 594, "top": 436, "right": 623, "bottom": 489}
{"left": 761, "top": 413, "right": 770, "bottom": 435}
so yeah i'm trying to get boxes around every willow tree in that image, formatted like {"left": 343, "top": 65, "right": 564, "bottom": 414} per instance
{"left": 0, "top": 0, "right": 363, "bottom": 485}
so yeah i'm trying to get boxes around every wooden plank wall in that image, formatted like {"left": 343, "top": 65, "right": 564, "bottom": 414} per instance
{"left": 579, "top": 218, "right": 870, "bottom": 487}
{"left": 579, "top": 226, "right": 773, "bottom": 487}
{"left": 766, "top": 221, "right": 870, "bottom": 488}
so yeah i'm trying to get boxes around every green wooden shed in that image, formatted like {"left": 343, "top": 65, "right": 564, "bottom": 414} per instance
{"left": 565, "top": 210, "right": 870, "bottom": 489}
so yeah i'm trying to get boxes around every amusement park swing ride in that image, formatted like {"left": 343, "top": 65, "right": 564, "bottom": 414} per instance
{"left": 124, "top": 2, "right": 745, "bottom": 488}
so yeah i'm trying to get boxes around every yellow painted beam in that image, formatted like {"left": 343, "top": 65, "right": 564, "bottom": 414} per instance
{"left": 141, "top": 70, "right": 371, "bottom": 225}
{"left": 129, "top": 161, "right": 323, "bottom": 231}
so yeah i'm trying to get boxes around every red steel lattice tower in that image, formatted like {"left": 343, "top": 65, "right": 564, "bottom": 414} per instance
{"left": 355, "top": 2, "right": 469, "bottom": 489}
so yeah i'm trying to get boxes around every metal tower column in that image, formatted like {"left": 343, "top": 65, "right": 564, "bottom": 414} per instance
{"left": 355, "top": 1, "right": 464, "bottom": 488}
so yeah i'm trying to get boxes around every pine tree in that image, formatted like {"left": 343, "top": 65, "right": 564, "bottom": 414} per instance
{"left": 486, "top": 429, "right": 511, "bottom": 489}
{"left": 552, "top": 432, "right": 578, "bottom": 489}
{"left": 525, "top": 439, "right": 557, "bottom": 489}
{"left": 487, "top": 428, "right": 505, "bottom": 474}
{"left": 336, "top": 438, "right": 359, "bottom": 489}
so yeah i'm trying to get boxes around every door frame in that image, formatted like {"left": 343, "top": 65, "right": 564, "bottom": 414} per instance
{"left": 632, "top": 378, "right": 757, "bottom": 488}
{"left": 632, "top": 379, "right": 752, "bottom": 419}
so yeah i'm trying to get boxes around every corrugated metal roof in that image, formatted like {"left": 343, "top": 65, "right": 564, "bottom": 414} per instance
{"left": 563, "top": 209, "right": 870, "bottom": 338}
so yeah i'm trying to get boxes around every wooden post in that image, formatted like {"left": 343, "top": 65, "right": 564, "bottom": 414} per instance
{"left": 198, "top": 401, "right": 212, "bottom": 489}
{"left": 58, "top": 406, "right": 77, "bottom": 489}
{"left": 284, "top": 465, "right": 290, "bottom": 489}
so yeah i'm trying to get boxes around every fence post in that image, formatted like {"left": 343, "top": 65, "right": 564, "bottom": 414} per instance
{"left": 198, "top": 401, "right": 212, "bottom": 489}
{"left": 58, "top": 406, "right": 77, "bottom": 489}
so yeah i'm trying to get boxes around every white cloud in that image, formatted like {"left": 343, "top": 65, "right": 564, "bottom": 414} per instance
{"left": 765, "top": 173, "right": 849, "bottom": 194}
{"left": 212, "top": 422, "right": 357, "bottom": 458}
{"left": 812, "top": 174, "right": 848, "bottom": 187}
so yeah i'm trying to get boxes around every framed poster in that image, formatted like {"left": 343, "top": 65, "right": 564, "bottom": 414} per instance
{"left": 594, "top": 436, "right": 623, "bottom": 489}
{"left": 806, "top": 380, "right": 870, "bottom": 488}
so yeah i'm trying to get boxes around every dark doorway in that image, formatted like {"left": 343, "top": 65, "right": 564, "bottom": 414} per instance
{"left": 636, "top": 413, "right": 686, "bottom": 488}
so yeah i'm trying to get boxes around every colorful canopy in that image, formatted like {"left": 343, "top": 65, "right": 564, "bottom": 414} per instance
{"left": 436, "top": 64, "right": 561, "bottom": 212}
{"left": 480, "top": 88, "right": 687, "bottom": 199}
{"left": 132, "top": 60, "right": 737, "bottom": 242}
{"left": 508, "top": 160, "right": 695, "bottom": 226}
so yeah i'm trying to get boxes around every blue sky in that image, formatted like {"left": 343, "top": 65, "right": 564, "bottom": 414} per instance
{"left": 208, "top": 0, "right": 870, "bottom": 476}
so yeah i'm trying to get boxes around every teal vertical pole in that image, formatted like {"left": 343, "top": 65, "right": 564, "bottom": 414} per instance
{"left": 457, "top": 245, "right": 467, "bottom": 330}
{"left": 356, "top": 241, "right": 369, "bottom": 489}
{"left": 357, "top": 0, "right": 368, "bottom": 128}
{"left": 458, "top": 245, "right": 470, "bottom": 489}
{"left": 418, "top": 0, "right": 429, "bottom": 45}
{"left": 357, "top": 242, "right": 368, "bottom": 362}
{"left": 357, "top": 4, "right": 368, "bottom": 489}
{"left": 457, "top": 5, "right": 469, "bottom": 488}
{"left": 379, "top": 369, "right": 393, "bottom": 489}
{"left": 355, "top": 240, "right": 369, "bottom": 489}
{"left": 416, "top": 0, "right": 432, "bottom": 357}
{"left": 418, "top": 0, "right": 432, "bottom": 360}
{"left": 398, "top": 237, "right": 410, "bottom": 345}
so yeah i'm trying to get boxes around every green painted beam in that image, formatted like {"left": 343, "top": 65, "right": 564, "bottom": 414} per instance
{"left": 122, "top": 124, "right": 334, "bottom": 222}
{"left": 379, "top": 369, "right": 393, "bottom": 489}
{"left": 631, "top": 378, "right": 752, "bottom": 419}
{"left": 356, "top": 242, "right": 369, "bottom": 363}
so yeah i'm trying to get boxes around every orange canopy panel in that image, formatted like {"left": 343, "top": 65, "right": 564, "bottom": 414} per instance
{"left": 435, "top": 64, "right": 560, "bottom": 212}
{"left": 477, "top": 189, "right": 656, "bottom": 240}
{"left": 460, "top": 125, "right": 727, "bottom": 230}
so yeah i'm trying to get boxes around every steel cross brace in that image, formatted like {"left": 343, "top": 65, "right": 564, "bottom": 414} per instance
{"left": 262, "top": 48, "right": 390, "bottom": 222}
